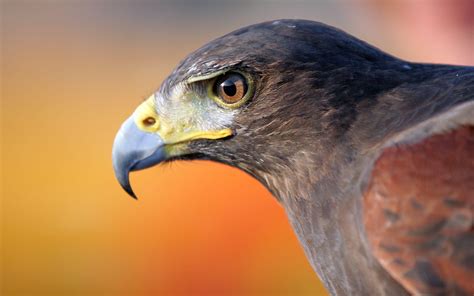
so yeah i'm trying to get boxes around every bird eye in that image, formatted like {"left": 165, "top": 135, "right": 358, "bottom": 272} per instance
{"left": 213, "top": 72, "right": 248, "bottom": 105}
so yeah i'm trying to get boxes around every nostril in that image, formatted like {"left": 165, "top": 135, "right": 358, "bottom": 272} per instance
{"left": 142, "top": 117, "right": 156, "bottom": 126}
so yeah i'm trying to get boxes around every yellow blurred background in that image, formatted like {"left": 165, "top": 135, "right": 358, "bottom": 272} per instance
{"left": 2, "top": 1, "right": 472, "bottom": 295}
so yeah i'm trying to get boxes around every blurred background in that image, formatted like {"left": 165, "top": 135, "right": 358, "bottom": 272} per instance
{"left": 2, "top": 0, "right": 472, "bottom": 295}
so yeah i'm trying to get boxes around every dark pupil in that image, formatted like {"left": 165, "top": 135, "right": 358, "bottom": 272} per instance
{"left": 221, "top": 80, "right": 237, "bottom": 96}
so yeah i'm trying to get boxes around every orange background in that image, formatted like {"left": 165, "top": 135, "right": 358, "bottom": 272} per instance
{"left": 2, "top": 1, "right": 472, "bottom": 295}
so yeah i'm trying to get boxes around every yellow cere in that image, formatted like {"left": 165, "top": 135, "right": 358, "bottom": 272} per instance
{"left": 134, "top": 94, "right": 160, "bottom": 132}
{"left": 133, "top": 93, "right": 233, "bottom": 145}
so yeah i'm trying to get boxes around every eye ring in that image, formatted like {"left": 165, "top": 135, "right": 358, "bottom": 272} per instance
{"left": 208, "top": 71, "right": 254, "bottom": 108}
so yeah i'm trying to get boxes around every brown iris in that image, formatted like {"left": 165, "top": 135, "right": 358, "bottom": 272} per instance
{"left": 214, "top": 73, "right": 248, "bottom": 104}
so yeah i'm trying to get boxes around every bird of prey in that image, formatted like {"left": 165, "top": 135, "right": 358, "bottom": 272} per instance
{"left": 112, "top": 20, "right": 473, "bottom": 295}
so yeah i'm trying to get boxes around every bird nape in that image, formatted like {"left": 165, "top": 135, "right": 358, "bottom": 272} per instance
{"left": 112, "top": 19, "right": 474, "bottom": 295}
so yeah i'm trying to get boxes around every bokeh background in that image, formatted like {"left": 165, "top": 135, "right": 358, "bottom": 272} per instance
{"left": 2, "top": 0, "right": 473, "bottom": 295}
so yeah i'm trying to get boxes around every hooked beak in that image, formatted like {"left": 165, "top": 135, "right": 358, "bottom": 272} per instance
{"left": 112, "top": 116, "right": 166, "bottom": 199}
{"left": 113, "top": 94, "right": 234, "bottom": 199}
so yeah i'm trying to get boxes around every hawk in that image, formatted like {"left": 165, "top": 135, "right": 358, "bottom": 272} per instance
{"left": 112, "top": 20, "right": 473, "bottom": 295}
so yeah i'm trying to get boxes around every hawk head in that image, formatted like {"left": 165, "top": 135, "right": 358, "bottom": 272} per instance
{"left": 112, "top": 19, "right": 402, "bottom": 199}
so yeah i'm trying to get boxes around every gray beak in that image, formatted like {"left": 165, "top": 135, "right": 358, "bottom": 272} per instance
{"left": 112, "top": 116, "right": 166, "bottom": 198}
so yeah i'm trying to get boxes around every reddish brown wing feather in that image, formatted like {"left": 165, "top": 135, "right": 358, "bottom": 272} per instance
{"left": 364, "top": 126, "right": 474, "bottom": 295}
